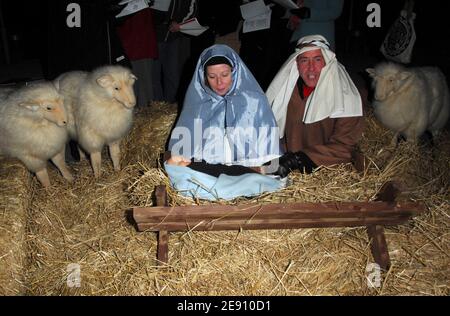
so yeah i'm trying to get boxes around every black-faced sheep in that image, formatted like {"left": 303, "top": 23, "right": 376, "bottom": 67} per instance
{"left": 366, "top": 62, "right": 450, "bottom": 143}
{"left": 0, "top": 82, "right": 73, "bottom": 187}
{"left": 55, "top": 65, "right": 137, "bottom": 177}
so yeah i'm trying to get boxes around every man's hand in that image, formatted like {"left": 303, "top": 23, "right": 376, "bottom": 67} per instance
{"left": 275, "top": 152, "right": 301, "bottom": 178}
{"left": 266, "top": 151, "right": 317, "bottom": 178}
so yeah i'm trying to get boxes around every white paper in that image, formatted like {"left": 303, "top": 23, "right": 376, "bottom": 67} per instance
{"left": 240, "top": 0, "right": 269, "bottom": 19}
{"left": 116, "top": 0, "right": 149, "bottom": 18}
{"left": 179, "top": 18, "right": 209, "bottom": 37}
{"left": 272, "top": 0, "right": 299, "bottom": 10}
{"left": 243, "top": 10, "right": 272, "bottom": 33}
{"left": 151, "top": 0, "right": 171, "bottom": 12}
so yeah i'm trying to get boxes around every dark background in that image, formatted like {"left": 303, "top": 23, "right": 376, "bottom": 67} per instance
{"left": 0, "top": 0, "right": 449, "bottom": 83}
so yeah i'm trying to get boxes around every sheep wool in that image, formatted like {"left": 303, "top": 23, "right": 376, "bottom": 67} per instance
{"left": 367, "top": 62, "right": 450, "bottom": 142}
{"left": 74, "top": 65, "right": 137, "bottom": 177}
{"left": 54, "top": 71, "right": 88, "bottom": 141}
{"left": 0, "top": 82, "right": 73, "bottom": 187}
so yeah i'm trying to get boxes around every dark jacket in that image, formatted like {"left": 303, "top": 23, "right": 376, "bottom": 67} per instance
{"left": 153, "top": 0, "right": 197, "bottom": 42}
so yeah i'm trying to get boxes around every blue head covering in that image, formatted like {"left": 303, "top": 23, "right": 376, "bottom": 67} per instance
{"left": 169, "top": 44, "right": 280, "bottom": 167}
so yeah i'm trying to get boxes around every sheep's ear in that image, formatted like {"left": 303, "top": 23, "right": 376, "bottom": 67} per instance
{"left": 97, "top": 75, "right": 114, "bottom": 88}
{"left": 19, "top": 102, "right": 40, "bottom": 112}
{"left": 399, "top": 71, "right": 412, "bottom": 81}
{"left": 366, "top": 68, "right": 376, "bottom": 78}
{"left": 130, "top": 74, "right": 138, "bottom": 81}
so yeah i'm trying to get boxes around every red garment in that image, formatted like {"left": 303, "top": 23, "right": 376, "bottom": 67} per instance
{"left": 303, "top": 85, "right": 314, "bottom": 99}
{"left": 116, "top": 8, "right": 158, "bottom": 61}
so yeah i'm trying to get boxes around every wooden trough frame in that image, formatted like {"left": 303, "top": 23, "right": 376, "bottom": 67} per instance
{"left": 133, "top": 181, "right": 425, "bottom": 270}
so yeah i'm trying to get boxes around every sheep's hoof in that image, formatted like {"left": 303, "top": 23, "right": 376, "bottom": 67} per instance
{"left": 36, "top": 169, "right": 51, "bottom": 188}
{"left": 64, "top": 174, "right": 74, "bottom": 183}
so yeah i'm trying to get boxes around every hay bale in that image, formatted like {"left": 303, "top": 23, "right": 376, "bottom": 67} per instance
{"left": 123, "top": 112, "right": 449, "bottom": 295}
{"left": 0, "top": 157, "right": 30, "bottom": 295}
{"left": 24, "top": 159, "right": 153, "bottom": 295}
{"left": 122, "top": 102, "right": 178, "bottom": 168}
{"left": 11, "top": 106, "right": 449, "bottom": 295}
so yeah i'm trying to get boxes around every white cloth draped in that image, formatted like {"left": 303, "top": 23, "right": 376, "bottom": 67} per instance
{"left": 266, "top": 35, "right": 363, "bottom": 137}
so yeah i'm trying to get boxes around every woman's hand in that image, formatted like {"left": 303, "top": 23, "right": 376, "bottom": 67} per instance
{"left": 167, "top": 155, "right": 191, "bottom": 167}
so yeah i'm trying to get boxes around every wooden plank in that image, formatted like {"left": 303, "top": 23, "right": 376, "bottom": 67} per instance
{"left": 367, "top": 181, "right": 403, "bottom": 269}
{"left": 133, "top": 202, "right": 425, "bottom": 227}
{"left": 136, "top": 214, "right": 414, "bottom": 231}
{"left": 134, "top": 206, "right": 422, "bottom": 222}
{"left": 135, "top": 183, "right": 423, "bottom": 267}
{"left": 155, "top": 185, "right": 168, "bottom": 207}
{"left": 367, "top": 225, "right": 391, "bottom": 270}
{"left": 157, "top": 230, "right": 169, "bottom": 265}
{"left": 134, "top": 201, "right": 423, "bottom": 218}
{"left": 134, "top": 210, "right": 417, "bottom": 226}
{"left": 155, "top": 185, "right": 169, "bottom": 265}
{"left": 136, "top": 215, "right": 411, "bottom": 232}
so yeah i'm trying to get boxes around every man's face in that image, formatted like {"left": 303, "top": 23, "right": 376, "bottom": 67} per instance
{"left": 296, "top": 49, "right": 326, "bottom": 88}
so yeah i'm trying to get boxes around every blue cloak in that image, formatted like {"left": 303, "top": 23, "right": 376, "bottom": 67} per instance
{"left": 168, "top": 44, "right": 280, "bottom": 166}
{"left": 166, "top": 45, "right": 283, "bottom": 201}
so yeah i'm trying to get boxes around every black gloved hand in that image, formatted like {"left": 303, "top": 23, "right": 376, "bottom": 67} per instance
{"left": 275, "top": 152, "right": 300, "bottom": 178}
{"left": 270, "top": 151, "right": 317, "bottom": 178}
{"left": 290, "top": 7, "right": 311, "bottom": 19}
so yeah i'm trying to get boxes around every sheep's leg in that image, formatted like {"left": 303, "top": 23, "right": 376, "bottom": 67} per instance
{"left": 109, "top": 141, "right": 121, "bottom": 171}
{"left": 35, "top": 168, "right": 51, "bottom": 188}
{"left": 389, "top": 132, "right": 400, "bottom": 148}
{"left": 90, "top": 151, "right": 102, "bottom": 178}
{"left": 51, "top": 150, "right": 74, "bottom": 182}
{"left": 77, "top": 145, "right": 86, "bottom": 161}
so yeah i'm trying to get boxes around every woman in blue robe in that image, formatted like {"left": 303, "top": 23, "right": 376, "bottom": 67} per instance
{"left": 165, "top": 44, "right": 283, "bottom": 200}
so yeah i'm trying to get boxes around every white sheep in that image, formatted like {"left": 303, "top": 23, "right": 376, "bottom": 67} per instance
{"left": 0, "top": 82, "right": 73, "bottom": 187}
{"left": 56, "top": 65, "right": 137, "bottom": 177}
{"left": 366, "top": 62, "right": 450, "bottom": 143}
{"left": 54, "top": 71, "right": 88, "bottom": 158}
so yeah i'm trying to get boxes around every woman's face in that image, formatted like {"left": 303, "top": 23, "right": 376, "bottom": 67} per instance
{"left": 205, "top": 64, "right": 233, "bottom": 96}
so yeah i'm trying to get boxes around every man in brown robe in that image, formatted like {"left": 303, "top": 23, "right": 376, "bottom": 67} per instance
{"left": 266, "top": 35, "right": 364, "bottom": 177}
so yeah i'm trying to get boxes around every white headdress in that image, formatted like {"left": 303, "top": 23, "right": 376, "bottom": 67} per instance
{"left": 266, "top": 35, "right": 362, "bottom": 137}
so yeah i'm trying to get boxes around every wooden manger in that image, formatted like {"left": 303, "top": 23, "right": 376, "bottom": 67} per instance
{"left": 132, "top": 181, "right": 425, "bottom": 270}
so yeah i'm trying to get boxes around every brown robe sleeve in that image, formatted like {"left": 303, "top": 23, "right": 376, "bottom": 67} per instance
{"left": 284, "top": 85, "right": 365, "bottom": 167}
{"left": 302, "top": 115, "right": 365, "bottom": 166}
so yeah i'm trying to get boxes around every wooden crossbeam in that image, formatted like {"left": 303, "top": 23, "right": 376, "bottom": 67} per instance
{"left": 134, "top": 202, "right": 422, "bottom": 232}
{"left": 133, "top": 182, "right": 425, "bottom": 269}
